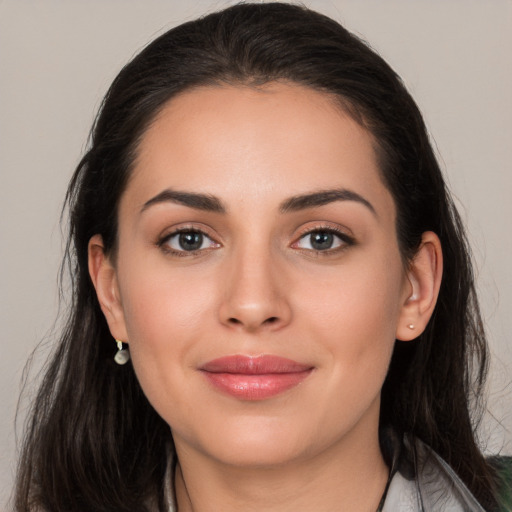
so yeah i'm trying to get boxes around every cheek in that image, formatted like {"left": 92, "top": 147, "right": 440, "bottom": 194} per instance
{"left": 296, "top": 253, "right": 405, "bottom": 376}
{"left": 116, "top": 259, "right": 219, "bottom": 393}
{"left": 119, "top": 253, "right": 218, "bottom": 339}
{"left": 115, "top": 262, "right": 224, "bottom": 431}
{"left": 302, "top": 255, "right": 404, "bottom": 324}
{"left": 293, "top": 264, "right": 402, "bottom": 432}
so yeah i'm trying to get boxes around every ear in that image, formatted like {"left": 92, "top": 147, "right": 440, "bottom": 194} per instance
{"left": 88, "top": 234, "right": 129, "bottom": 343}
{"left": 396, "top": 231, "right": 443, "bottom": 341}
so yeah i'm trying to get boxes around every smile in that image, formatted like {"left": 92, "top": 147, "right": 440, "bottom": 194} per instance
{"left": 200, "top": 355, "right": 314, "bottom": 400}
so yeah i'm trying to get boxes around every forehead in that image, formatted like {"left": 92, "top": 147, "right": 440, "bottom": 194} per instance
{"left": 125, "top": 83, "right": 394, "bottom": 220}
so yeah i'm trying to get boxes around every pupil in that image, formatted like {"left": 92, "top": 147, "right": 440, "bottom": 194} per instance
{"left": 311, "top": 232, "right": 333, "bottom": 250}
{"left": 179, "top": 232, "right": 203, "bottom": 251}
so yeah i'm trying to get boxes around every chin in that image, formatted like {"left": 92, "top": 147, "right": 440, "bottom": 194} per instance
{"left": 174, "top": 413, "right": 314, "bottom": 468}
{"left": 210, "top": 437, "right": 307, "bottom": 468}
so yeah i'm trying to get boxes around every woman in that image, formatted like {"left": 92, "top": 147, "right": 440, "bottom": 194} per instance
{"left": 14, "top": 3, "right": 511, "bottom": 511}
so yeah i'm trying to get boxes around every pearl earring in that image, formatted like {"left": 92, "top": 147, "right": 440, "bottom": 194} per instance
{"left": 114, "top": 339, "right": 130, "bottom": 365}
{"left": 407, "top": 324, "right": 415, "bottom": 330}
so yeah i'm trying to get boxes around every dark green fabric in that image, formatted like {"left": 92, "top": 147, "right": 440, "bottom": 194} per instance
{"left": 490, "top": 456, "right": 512, "bottom": 511}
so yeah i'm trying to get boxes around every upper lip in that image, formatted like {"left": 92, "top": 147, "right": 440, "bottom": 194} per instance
{"left": 200, "top": 355, "right": 313, "bottom": 374}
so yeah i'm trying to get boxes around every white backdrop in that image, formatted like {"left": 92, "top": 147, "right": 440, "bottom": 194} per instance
{"left": 1, "top": 1, "right": 511, "bottom": 508}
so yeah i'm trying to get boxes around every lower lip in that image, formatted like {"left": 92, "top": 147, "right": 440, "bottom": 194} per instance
{"left": 201, "top": 370, "right": 313, "bottom": 400}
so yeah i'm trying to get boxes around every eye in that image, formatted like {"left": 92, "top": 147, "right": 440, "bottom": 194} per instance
{"left": 160, "top": 229, "right": 219, "bottom": 254}
{"left": 294, "top": 229, "right": 353, "bottom": 252}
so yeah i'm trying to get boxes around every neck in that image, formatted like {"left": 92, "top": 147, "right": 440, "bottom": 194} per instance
{"left": 173, "top": 422, "right": 389, "bottom": 512}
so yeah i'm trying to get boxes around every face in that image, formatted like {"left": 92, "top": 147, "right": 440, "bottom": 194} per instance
{"left": 101, "top": 83, "right": 415, "bottom": 468}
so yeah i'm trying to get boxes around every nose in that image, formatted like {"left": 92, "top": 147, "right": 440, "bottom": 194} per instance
{"left": 218, "top": 245, "right": 292, "bottom": 333}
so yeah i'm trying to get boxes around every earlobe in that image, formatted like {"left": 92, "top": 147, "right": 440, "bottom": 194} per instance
{"left": 88, "top": 235, "right": 129, "bottom": 342}
{"left": 396, "top": 231, "right": 443, "bottom": 341}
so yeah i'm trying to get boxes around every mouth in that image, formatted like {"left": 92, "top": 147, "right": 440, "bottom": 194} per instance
{"left": 199, "top": 355, "right": 314, "bottom": 400}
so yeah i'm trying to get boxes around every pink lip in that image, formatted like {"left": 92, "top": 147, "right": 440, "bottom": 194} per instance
{"left": 200, "top": 355, "right": 314, "bottom": 400}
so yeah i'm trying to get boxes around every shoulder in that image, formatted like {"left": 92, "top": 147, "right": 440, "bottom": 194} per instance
{"left": 383, "top": 429, "right": 489, "bottom": 511}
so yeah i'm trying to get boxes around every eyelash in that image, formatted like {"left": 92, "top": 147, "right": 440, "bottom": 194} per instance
{"left": 157, "top": 227, "right": 219, "bottom": 257}
{"left": 293, "top": 225, "right": 355, "bottom": 256}
{"left": 157, "top": 225, "right": 355, "bottom": 257}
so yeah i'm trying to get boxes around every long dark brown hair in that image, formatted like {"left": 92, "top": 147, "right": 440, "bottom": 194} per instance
{"left": 15, "top": 3, "right": 498, "bottom": 510}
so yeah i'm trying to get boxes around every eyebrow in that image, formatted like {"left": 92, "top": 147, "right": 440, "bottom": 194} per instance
{"left": 141, "top": 189, "right": 226, "bottom": 214}
{"left": 141, "top": 187, "right": 375, "bottom": 216}
{"left": 279, "top": 188, "right": 376, "bottom": 215}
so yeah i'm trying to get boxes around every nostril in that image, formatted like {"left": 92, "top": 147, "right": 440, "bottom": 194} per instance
{"left": 226, "top": 316, "right": 279, "bottom": 327}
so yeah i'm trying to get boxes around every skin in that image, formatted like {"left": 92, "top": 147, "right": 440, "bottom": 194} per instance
{"left": 89, "top": 83, "right": 442, "bottom": 511}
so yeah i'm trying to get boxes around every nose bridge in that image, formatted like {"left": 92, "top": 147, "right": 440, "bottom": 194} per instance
{"left": 219, "top": 237, "right": 291, "bottom": 331}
